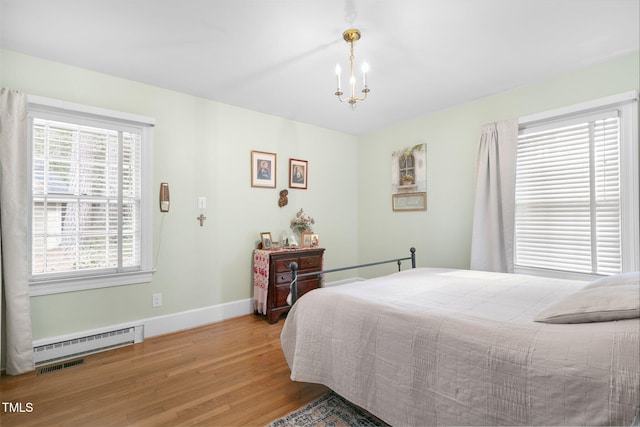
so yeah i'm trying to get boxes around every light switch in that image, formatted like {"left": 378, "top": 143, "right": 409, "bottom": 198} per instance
{"left": 198, "top": 196, "right": 207, "bottom": 209}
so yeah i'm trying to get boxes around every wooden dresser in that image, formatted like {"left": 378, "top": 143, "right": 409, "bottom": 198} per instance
{"left": 254, "top": 247, "right": 324, "bottom": 324}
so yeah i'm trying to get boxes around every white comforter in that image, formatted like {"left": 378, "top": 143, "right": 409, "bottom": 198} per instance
{"left": 281, "top": 268, "right": 639, "bottom": 426}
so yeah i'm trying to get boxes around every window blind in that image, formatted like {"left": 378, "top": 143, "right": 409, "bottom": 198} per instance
{"left": 515, "top": 111, "right": 621, "bottom": 275}
{"left": 31, "top": 118, "right": 142, "bottom": 276}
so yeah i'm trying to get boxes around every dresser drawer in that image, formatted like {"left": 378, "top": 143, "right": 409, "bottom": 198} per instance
{"left": 274, "top": 284, "right": 291, "bottom": 307}
{"left": 297, "top": 278, "right": 320, "bottom": 297}
{"left": 275, "top": 272, "right": 291, "bottom": 284}
{"left": 298, "top": 254, "right": 322, "bottom": 271}
{"left": 273, "top": 278, "right": 320, "bottom": 307}
{"left": 274, "top": 257, "right": 298, "bottom": 273}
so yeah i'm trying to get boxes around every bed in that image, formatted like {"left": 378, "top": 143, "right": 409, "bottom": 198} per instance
{"left": 281, "top": 259, "right": 640, "bottom": 426}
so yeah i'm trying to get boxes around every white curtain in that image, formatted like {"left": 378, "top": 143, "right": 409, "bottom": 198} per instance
{"left": 470, "top": 119, "right": 518, "bottom": 273}
{"left": 0, "top": 88, "right": 34, "bottom": 374}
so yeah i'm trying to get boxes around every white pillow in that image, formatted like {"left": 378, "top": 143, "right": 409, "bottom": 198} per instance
{"left": 534, "top": 284, "right": 640, "bottom": 324}
{"left": 582, "top": 271, "right": 640, "bottom": 290}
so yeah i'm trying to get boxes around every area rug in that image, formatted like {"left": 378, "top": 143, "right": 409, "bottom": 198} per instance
{"left": 266, "top": 391, "right": 389, "bottom": 427}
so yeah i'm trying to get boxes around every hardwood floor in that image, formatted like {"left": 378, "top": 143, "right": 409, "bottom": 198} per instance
{"left": 0, "top": 315, "right": 328, "bottom": 426}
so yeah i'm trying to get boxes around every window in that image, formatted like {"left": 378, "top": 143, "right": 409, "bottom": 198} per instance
{"left": 515, "top": 92, "right": 638, "bottom": 278}
{"left": 27, "top": 97, "right": 154, "bottom": 295}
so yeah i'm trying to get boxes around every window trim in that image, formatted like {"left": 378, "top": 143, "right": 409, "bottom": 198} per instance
{"left": 515, "top": 91, "right": 639, "bottom": 280}
{"left": 617, "top": 97, "right": 639, "bottom": 273}
{"left": 26, "top": 95, "right": 155, "bottom": 296}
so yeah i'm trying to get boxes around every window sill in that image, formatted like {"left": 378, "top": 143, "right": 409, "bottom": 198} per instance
{"left": 29, "top": 270, "right": 155, "bottom": 296}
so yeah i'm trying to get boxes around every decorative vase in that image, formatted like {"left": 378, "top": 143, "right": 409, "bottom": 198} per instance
{"left": 293, "top": 227, "right": 302, "bottom": 245}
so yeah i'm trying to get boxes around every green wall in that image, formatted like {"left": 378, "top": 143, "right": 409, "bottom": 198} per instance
{"left": 356, "top": 51, "right": 639, "bottom": 276}
{"left": 1, "top": 48, "right": 638, "bottom": 342}
{"left": 1, "top": 50, "right": 359, "bottom": 340}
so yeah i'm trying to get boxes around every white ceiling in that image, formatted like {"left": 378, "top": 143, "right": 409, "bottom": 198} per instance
{"left": 1, "top": 0, "right": 638, "bottom": 135}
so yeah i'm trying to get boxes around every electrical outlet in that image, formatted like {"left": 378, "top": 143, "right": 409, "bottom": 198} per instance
{"left": 152, "top": 293, "right": 162, "bottom": 308}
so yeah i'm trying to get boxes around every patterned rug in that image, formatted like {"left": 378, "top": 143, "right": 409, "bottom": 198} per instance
{"left": 266, "top": 391, "right": 389, "bottom": 427}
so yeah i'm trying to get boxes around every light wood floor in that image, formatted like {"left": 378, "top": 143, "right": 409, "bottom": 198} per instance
{"left": 0, "top": 315, "right": 328, "bottom": 427}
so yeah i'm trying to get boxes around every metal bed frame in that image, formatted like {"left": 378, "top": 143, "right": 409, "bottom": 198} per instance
{"left": 287, "top": 247, "right": 416, "bottom": 305}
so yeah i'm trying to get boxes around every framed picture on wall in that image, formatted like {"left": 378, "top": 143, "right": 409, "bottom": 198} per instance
{"left": 392, "top": 192, "right": 427, "bottom": 211}
{"left": 251, "top": 151, "right": 277, "bottom": 188}
{"left": 289, "top": 158, "right": 308, "bottom": 189}
{"left": 392, "top": 143, "right": 426, "bottom": 195}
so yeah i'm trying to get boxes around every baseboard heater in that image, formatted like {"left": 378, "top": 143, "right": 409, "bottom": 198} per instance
{"left": 33, "top": 325, "right": 143, "bottom": 366}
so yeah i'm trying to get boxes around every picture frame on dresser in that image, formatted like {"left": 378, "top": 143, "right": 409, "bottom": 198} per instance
{"left": 260, "top": 232, "right": 273, "bottom": 249}
{"left": 301, "top": 231, "right": 313, "bottom": 248}
{"left": 251, "top": 150, "right": 277, "bottom": 188}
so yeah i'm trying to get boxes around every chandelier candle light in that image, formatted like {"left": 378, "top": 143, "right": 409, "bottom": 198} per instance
{"left": 335, "top": 28, "right": 370, "bottom": 109}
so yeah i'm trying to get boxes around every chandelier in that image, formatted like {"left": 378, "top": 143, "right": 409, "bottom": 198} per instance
{"left": 334, "top": 28, "right": 370, "bottom": 109}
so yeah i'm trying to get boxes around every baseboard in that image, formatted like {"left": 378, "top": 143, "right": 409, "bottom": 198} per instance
{"left": 143, "top": 298, "right": 254, "bottom": 338}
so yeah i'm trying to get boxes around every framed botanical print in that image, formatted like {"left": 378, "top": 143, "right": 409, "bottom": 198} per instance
{"left": 251, "top": 151, "right": 276, "bottom": 188}
{"left": 289, "top": 158, "right": 308, "bottom": 189}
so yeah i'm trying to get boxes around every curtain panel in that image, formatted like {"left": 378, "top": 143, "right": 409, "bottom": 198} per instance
{"left": 0, "top": 88, "right": 34, "bottom": 374}
{"left": 470, "top": 119, "right": 518, "bottom": 273}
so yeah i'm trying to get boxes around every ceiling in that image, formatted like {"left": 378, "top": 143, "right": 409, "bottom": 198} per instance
{"left": 1, "top": 0, "right": 638, "bottom": 136}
